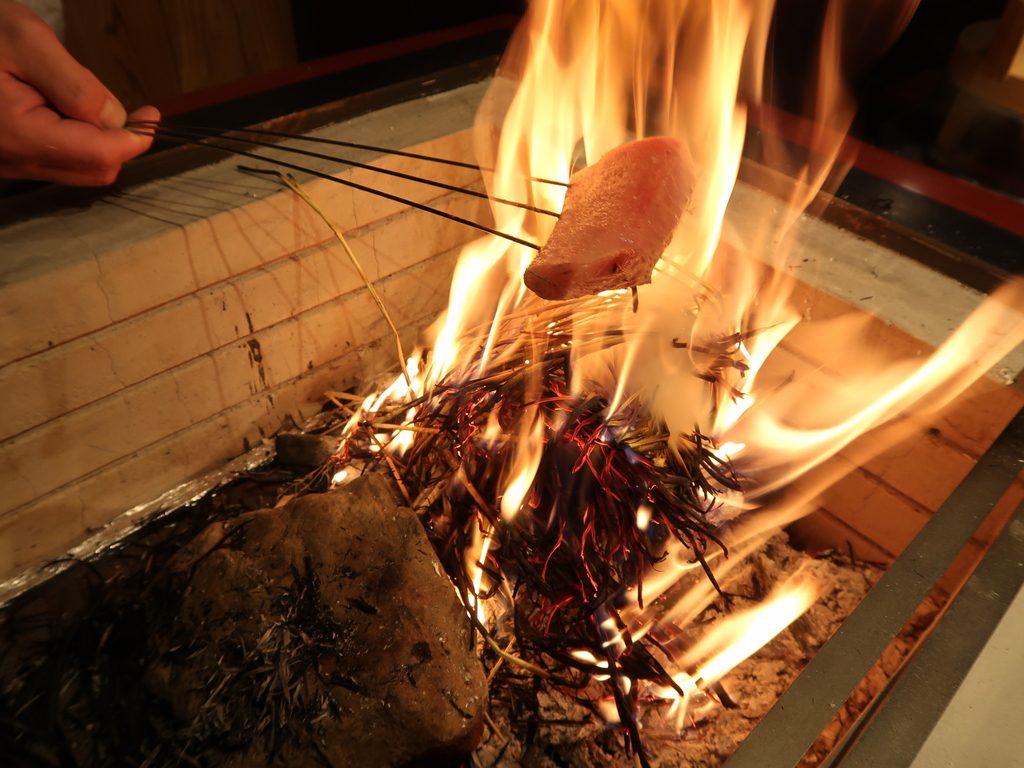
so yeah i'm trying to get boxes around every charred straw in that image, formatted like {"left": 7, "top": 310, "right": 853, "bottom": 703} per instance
{"left": 336, "top": 293, "right": 746, "bottom": 767}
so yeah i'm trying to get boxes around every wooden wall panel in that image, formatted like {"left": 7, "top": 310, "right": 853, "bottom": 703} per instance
{"left": 64, "top": 0, "right": 297, "bottom": 106}
{"left": 0, "top": 82, "right": 487, "bottom": 579}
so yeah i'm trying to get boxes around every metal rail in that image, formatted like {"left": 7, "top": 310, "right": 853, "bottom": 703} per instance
{"left": 832, "top": 497, "right": 1023, "bottom": 766}
{"left": 725, "top": 407, "right": 1024, "bottom": 768}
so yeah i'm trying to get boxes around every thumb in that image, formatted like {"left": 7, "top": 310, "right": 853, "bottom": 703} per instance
{"left": 12, "top": 16, "right": 126, "bottom": 128}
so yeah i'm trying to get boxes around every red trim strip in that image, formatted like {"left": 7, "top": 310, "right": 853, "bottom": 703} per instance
{"left": 156, "top": 15, "right": 520, "bottom": 118}
{"left": 750, "top": 103, "right": 1024, "bottom": 238}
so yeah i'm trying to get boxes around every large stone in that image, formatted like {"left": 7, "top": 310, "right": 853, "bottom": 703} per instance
{"left": 146, "top": 473, "right": 486, "bottom": 767}
{"left": 274, "top": 431, "right": 341, "bottom": 468}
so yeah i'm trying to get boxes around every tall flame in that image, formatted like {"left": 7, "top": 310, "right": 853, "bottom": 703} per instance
{"left": 337, "top": 0, "right": 1023, "bottom": 735}
{"left": 446, "top": 0, "right": 1023, "bottom": 511}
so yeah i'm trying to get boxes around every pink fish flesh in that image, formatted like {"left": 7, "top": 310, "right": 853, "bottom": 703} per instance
{"left": 524, "top": 136, "right": 695, "bottom": 300}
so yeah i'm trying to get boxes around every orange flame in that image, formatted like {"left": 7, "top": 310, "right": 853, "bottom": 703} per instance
{"left": 647, "top": 568, "right": 819, "bottom": 728}
{"left": 338, "top": 0, "right": 1024, "bottom": 724}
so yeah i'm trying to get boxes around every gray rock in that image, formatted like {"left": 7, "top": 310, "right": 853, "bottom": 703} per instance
{"left": 274, "top": 431, "right": 340, "bottom": 468}
{"left": 146, "top": 473, "right": 486, "bottom": 767}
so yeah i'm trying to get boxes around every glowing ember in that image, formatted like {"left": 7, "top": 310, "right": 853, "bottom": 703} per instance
{"left": 328, "top": 0, "right": 1024, "bottom": 764}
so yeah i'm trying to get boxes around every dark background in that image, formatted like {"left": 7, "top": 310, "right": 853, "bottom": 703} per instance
{"left": 290, "top": 0, "right": 525, "bottom": 60}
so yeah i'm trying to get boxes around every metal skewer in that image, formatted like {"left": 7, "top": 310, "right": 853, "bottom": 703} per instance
{"left": 129, "top": 123, "right": 546, "bottom": 251}
{"left": 133, "top": 123, "right": 560, "bottom": 218}
{"left": 129, "top": 119, "right": 570, "bottom": 189}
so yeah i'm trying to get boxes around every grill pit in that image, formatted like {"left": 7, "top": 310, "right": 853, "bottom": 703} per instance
{"left": 0, "top": 67, "right": 1021, "bottom": 767}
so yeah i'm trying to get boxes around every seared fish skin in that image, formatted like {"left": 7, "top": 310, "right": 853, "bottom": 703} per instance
{"left": 524, "top": 136, "right": 694, "bottom": 300}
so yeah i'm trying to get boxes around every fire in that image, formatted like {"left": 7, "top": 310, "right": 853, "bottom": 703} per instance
{"left": 678, "top": 569, "right": 818, "bottom": 686}
{"left": 330, "top": 0, "right": 1024, "bottom": 758}
{"left": 499, "top": 414, "right": 545, "bottom": 520}
{"left": 649, "top": 569, "right": 819, "bottom": 727}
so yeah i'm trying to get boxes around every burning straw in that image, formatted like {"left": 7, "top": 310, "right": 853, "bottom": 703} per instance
{"left": 329, "top": 289, "right": 752, "bottom": 766}
{"left": 255, "top": 147, "right": 815, "bottom": 765}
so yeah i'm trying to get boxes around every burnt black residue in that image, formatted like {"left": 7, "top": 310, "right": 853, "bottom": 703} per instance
{"left": 246, "top": 338, "right": 269, "bottom": 390}
{"left": 411, "top": 641, "right": 433, "bottom": 663}
{"left": 0, "top": 459, "right": 326, "bottom": 766}
{"left": 345, "top": 597, "right": 379, "bottom": 615}
{"left": 246, "top": 338, "right": 263, "bottom": 364}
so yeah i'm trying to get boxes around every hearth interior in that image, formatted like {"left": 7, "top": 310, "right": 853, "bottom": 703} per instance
{"left": 307, "top": 2, "right": 1021, "bottom": 761}
{"left": 2, "top": 1, "right": 1024, "bottom": 768}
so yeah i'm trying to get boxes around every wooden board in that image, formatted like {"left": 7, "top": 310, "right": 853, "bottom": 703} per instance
{"left": 64, "top": 0, "right": 298, "bottom": 107}
{"left": 0, "top": 82, "right": 489, "bottom": 578}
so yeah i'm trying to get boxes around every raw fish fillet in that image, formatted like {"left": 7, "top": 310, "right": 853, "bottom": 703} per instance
{"left": 524, "top": 136, "right": 694, "bottom": 300}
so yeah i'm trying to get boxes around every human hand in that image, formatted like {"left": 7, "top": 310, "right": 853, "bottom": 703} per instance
{"left": 0, "top": 0, "right": 159, "bottom": 185}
